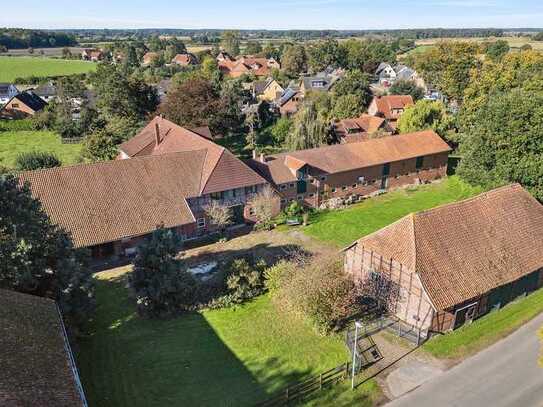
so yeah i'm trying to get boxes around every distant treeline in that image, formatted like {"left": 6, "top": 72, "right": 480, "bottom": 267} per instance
{"left": 53, "top": 27, "right": 524, "bottom": 42}
{"left": 0, "top": 28, "right": 77, "bottom": 49}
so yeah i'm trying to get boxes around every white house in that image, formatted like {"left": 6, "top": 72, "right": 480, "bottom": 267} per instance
{"left": 0, "top": 83, "right": 19, "bottom": 105}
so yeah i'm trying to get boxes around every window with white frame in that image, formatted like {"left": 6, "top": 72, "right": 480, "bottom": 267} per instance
{"left": 197, "top": 218, "right": 206, "bottom": 228}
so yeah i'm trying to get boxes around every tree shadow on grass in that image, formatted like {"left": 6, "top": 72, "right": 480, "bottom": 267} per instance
{"left": 77, "top": 274, "right": 312, "bottom": 407}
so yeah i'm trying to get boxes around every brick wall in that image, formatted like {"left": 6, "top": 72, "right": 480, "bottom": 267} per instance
{"left": 344, "top": 244, "right": 436, "bottom": 333}
{"left": 276, "top": 152, "right": 449, "bottom": 209}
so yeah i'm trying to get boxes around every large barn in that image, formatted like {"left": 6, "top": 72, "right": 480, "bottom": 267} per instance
{"left": 344, "top": 184, "right": 543, "bottom": 339}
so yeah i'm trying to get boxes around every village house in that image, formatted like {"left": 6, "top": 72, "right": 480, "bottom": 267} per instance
{"left": 20, "top": 117, "right": 273, "bottom": 259}
{"left": 275, "top": 86, "right": 303, "bottom": 117}
{"left": 300, "top": 74, "right": 337, "bottom": 94}
{"left": 344, "top": 184, "right": 543, "bottom": 341}
{"left": 252, "top": 77, "right": 284, "bottom": 102}
{"left": 374, "top": 63, "right": 424, "bottom": 89}
{"left": 333, "top": 114, "right": 393, "bottom": 144}
{"left": 1, "top": 289, "right": 87, "bottom": 406}
{"left": 171, "top": 53, "right": 199, "bottom": 66}
{"left": 0, "top": 90, "right": 47, "bottom": 118}
{"left": 218, "top": 55, "right": 280, "bottom": 78}
{"left": 0, "top": 83, "right": 19, "bottom": 105}
{"left": 81, "top": 49, "right": 104, "bottom": 62}
{"left": 368, "top": 95, "right": 414, "bottom": 131}
{"left": 156, "top": 78, "right": 172, "bottom": 102}
{"left": 142, "top": 51, "right": 159, "bottom": 66}
{"left": 32, "top": 82, "right": 57, "bottom": 103}
{"left": 248, "top": 130, "right": 451, "bottom": 209}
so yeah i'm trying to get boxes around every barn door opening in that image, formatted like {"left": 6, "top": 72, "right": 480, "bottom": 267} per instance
{"left": 453, "top": 302, "right": 478, "bottom": 330}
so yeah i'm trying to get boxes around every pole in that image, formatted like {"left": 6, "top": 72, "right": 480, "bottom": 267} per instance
{"left": 351, "top": 322, "right": 360, "bottom": 390}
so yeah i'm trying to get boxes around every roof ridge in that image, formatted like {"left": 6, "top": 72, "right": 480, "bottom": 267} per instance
{"left": 413, "top": 183, "right": 522, "bottom": 218}
{"left": 199, "top": 147, "right": 226, "bottom": 194}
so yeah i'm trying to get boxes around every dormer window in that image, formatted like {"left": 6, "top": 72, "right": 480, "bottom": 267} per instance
{"left": 312, "top": 81, "right": 325, "bottom": 88}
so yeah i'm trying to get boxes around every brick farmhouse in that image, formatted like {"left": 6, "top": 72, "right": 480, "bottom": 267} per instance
{"left": 19, "top": 117, "right": 270, "bottom": 258}
{"left": 344, "top": 184, "right": 543, "bottom": 339}
{"left": 248, "top": 130, "right": 451, "bottom": 209}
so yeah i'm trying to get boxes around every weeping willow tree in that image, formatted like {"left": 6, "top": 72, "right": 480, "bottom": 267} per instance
{"left": 285, "top": 102, "right": 329, "bottom": 151}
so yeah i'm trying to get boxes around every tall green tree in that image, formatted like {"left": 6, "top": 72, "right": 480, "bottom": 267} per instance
{"left": 457, "top": 90, "right": 543, "bottom": 199}
{"left": 307, "top": 39, "right": 345, "bottom": 73}
{"left": 129, "top": 227, "right": 196, "bottom": 318}
{"left": 484, "top": 40, "right": 510, "bottom": 61}
{"left": 0, "top": 173, "right": 95, "bottom": 328}
{"left": 281, "top": 44, "right": 308, "bottom": 76}
{"left": 397, "top": 100, "right": 453, "bottom": 137}
{"left": 286, "top": 103, "right": 328, "bottom": 151}
{"left": 221, "top": 30, "right": 241, "bottom": 56}
{"left": 389, "top": 80, "right": 425, "bottom": 101}
{"left": 408, "top": 41, "right": 479, "bottom": 101}
{"left": 333, "top": 69, "right": 372, "bottom": 107}
{"left": 90, "top": 63, "right": 158, "bottom": 121}
{"left": 244, "top": 40, "right": 262, "bottom": 55}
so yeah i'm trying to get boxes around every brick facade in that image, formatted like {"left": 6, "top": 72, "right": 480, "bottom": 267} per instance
{"left": 275, "top": 152, "right": 448, "bottom": 209}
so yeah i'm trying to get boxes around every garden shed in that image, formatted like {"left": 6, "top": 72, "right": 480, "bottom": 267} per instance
{"left": 344, "top": 184, "right": 543, "bottom": 339}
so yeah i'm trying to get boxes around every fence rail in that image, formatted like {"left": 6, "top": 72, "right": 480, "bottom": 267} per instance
{"left": 256, "top": 363, "right": 349, "bottom": 407}
{"left": 61, "top": 137, "right": 84, "bottom": 144}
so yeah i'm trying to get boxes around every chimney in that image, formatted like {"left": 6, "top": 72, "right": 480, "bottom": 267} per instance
{"left": 252, "top": 150, "right": 257, "bottom": 159}
{"left": 260, "top": 153, "right": 265, "bottom": 163}
{"left": 154, "top": 122, "right": 160, "bottom": 147}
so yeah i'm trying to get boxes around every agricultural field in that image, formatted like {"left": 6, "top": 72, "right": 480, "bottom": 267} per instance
{"left": 0, "top": 131, "right": 82, "bottom": 168}
{"left": 77, "top": 267, "right": 379, "bottom": 407}
{"left": 0, "top": 56, "right": 96, "bottom": 82}
{"left": 302, "top": 177, "right": 482, "bottom": 247}
{"left": 413, "top": 36, "right": 543, "bottom": 51}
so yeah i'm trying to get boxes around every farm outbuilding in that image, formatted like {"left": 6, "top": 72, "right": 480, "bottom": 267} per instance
{"left": 344, "top": 184, "right": 543, "bottom": 340}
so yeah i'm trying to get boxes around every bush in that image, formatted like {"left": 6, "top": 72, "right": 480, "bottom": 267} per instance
{"left": 0, "top": 119, "right": 34, "bottom": 132}
{"left": 264, "top": 260, "right": 295, "bottom": 293}
{"left": 285, "top": 201, "right": 304, "bottom": 217}
{"left": 274, "top": 256, "right": 363, "bottom": 334}
{"left": 15, "top": 151, "right": 61, "bottom": 171}
{"left": 225, "top": 258, "right": 267, "bottom": 303}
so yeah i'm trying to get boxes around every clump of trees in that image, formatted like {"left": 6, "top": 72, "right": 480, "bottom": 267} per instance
{"left": 0, "top": 173, "right": 95, "bottom": 330}
{"left": 457, "top": 89, "right": 543, "bottom": 200}
{"left": 397, "top": 100, "right": 453, "bottom": 138}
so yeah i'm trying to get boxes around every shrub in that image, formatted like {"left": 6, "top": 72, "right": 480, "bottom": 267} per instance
{"left": 274, "top": 256, "right": 363, "bottom": 334}
{"left": 15, "top": 151, "right": 61, "bottom": 171}
{"left": 225, "top": 258, "right": 267, "bottom": 303}
{"left": 0, "top": 119, "right": 34, "bottom": 132}
{"left": 264, "top": 260, "right": 295, "bottom": 293}
{"left": 285, "top": 201, "right": 303, "bottom": 217}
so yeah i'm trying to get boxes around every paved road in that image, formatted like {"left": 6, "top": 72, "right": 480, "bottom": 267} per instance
{"left": 387, "top": 313, "right": 543, "bottom": 407}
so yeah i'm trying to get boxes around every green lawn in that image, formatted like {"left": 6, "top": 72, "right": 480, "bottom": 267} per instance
{"left": 0, "top": 131, "right": 82, "bottom": 168}
{"left": 424, "top": 287, "right": 543, "bottom": 359}
{"left": 77, "top": 269, "right": 379, "bottom": 407}
{"left": 0, "top": 56, "right": 96, "bottom": 82}
{"left": 302, "top": 177, "right": 482, "bottom": 247}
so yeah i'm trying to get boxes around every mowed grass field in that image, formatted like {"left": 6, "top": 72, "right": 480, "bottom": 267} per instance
{"left": 0, "top": 56, "right": 96, "bottom": 82}
{"left": 0, "top": 131, "right": 82, "bottom": 168}
{"left": 77, "top": 268, "right": 379, "bottom": 407}
{"left": 302, "top": 177, "right": 482, "bottom": 247}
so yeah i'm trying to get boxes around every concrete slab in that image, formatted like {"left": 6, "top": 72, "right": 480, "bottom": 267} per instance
{"left": 386, "top": 360, "right": 443, "bottom": 398}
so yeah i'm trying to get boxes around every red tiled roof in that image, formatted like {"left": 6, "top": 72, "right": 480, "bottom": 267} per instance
{"left": 249, "top": 130, "right": 451, "bottom": 185}
{"left": 335, "top": 114, "right": 388, "bottom": 143}
{"left": 0, "top": 289, "right": 85, "bottom": 406}
{"left": 172, "top": 53, "right": 198, "bottom": 65}
{"left": 354, "top": 184, "right": 543, "bottom": 310}
{"left": 372, "top": 95, "right": 414, "bottom": 119}
{"left": 19, "top": 152, "right": 204, "bottom": 248}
